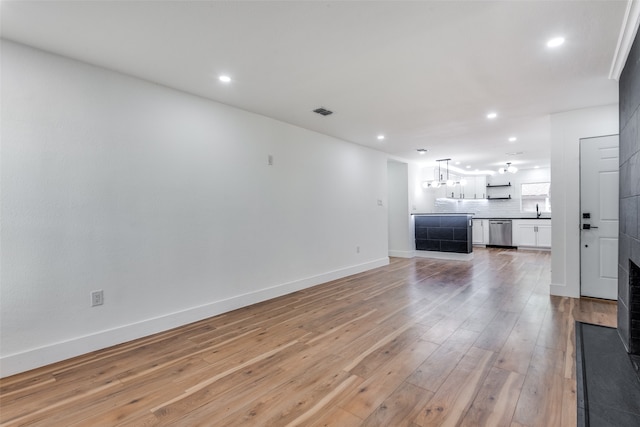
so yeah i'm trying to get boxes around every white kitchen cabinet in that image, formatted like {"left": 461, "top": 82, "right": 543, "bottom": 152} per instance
{"left": 461, "top": 179, "right": 473, "bottom": 199}
{"left": 472, "top": 219, "right": 485, "bottom": 244}
{"left": 536, "top": 223, "right": 552, "bottom": 247}
{"left": 462, "top": 176, "right": 486, "bottom": 199}
{"left": 513, "top": 220, "right": 551, "bottom": 248}
{"left": 445, "top": 187, "right": 462, "bottom": 199}
{"left": 473, "top": 176, "right": 486, "bottom": 199}
{"left": 517, "top": 224, "right": 538, "bottom": 246}
{"left": 434, "top": 175, "right": 487, "bottom": 199}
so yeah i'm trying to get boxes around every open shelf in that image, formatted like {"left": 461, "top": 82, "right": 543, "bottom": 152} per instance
{"left": 486, "top": 182, "right": 512, "bottom": 199}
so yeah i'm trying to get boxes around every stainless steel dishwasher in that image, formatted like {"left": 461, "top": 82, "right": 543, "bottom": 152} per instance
{"left": 489, "top": 220, "right": 513, "bottom": 246}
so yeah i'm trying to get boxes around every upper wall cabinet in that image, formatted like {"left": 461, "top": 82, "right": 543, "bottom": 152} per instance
{"left": 431, "top": 175, "right": 487, "bottom": 199}
{"left": 472, "top": 176, "right": 487, "bottom": 199}
{"left": 461, "top": 176, "right": 486, "bottom": 199}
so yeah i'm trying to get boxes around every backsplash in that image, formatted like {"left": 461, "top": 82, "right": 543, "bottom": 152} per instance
{"left": 434, "top": 197, "right": 549, "bottom": 218}
{"left": 428, "top": 167, "right": 552, "bottom": 218}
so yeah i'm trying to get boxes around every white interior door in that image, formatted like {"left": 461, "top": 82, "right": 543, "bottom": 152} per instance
{"left": 580, "top": 135, "right": 619, "bottom": 300}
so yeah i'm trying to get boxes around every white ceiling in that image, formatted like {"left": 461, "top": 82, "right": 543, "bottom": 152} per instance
{"left": 0, "top": 1, "right": 627, "bottom": 172}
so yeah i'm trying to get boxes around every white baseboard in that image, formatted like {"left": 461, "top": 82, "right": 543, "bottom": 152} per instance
{"left": 516, "top": 246, "right": 551, "bottom": 252}
{"left": 0, "top": 257, "right": 389, "bottom": 378}
{"left": 550, "top": 282, "right": 580, "bottom": 298}
{"left": 388, "top": 250, "right": 415, "bottom": 258}
{"left": 414, "top": 250, "right": 474, "bottom": 261}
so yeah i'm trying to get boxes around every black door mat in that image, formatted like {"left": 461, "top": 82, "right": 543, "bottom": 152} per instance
{"left": 576, "top": 322, "right": 640, "bottom": 426}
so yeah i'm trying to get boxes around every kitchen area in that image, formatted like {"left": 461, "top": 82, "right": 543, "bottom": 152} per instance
{"left": 387, "top": 159, "right": 552, "bottom": 259}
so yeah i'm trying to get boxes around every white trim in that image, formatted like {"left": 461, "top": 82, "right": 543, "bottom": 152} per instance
{"left": 516, "top": 246, "right": 551, "bottom": 252}
{"left": 388, "top": 250, "right": 415, "bottom": 258}
{"left": 415, "top": 250, "right": 473, "bottom": 261}
{"left": 550, "top": 283, "right": 580, "bottom": 298}
{"left": 609, "top": 0, "right": 640, "bottom": 80}
{"left": 0, "top": 257, "right": 389, "bottom": 378}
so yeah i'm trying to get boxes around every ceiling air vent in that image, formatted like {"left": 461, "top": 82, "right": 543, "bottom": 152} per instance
{"left": 313, "top": 107, "right": 333, "bottom": 116}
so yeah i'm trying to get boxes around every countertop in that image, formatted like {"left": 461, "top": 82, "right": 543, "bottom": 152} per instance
{"left": 412, "top": 213, "right": 474, "bottom": 216}
{"left": 472, "top": 217, "right": 551, "bottom": 220}
{"left": 412, "top": 213, "right": 551, "bottom": 220}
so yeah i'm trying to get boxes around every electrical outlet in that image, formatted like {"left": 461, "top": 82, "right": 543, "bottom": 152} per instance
{"left": 268, "top": 154, "right": 274, "bottom": 166}
{"left": 91, "top": 290, "right": 104, "bottom": 307}
{"left": 356, "top": 246, "right": 360, "bottom": 253}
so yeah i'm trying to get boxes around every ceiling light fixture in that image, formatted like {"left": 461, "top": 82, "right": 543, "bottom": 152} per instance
{"left": 219, "top": 75, "right": 232, "bottom": 83}
{"left": 487, "top": 112, "right": 498, "bottom": 119}
{"left": 377, "top": 135, "right": 385, "bottom": 140}
{"left": 547, "top": 37, "right": 565, "bottom": 48}
{"left": 498, "top": 162, "right": 518, "bottom": 174}
{"left": 417, "top": 148, "right": 428, "bottom": 155}
{"left": 466, "top": 165, "right": 471, "bottom": 169}
{"left": 508, "top": 137, "right": 517, "bottom": 142}
{"left": 422, "top": 158, "right": 467, "bottom": 189}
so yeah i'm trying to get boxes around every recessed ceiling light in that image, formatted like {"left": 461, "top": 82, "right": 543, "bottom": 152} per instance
{"left": 417, "top": 148, "right": 428, "bottom": 155}
{"left": 466, "top": 165, "right": 471, "bottom": 169}
{"left": 487, "top": 112, "right": 497, "bottom": 119}
{"left": 535, "top": 165, "right": 540, "bottom": 169}
{"left": 377, "top": 135, "right": 385, "bottom": 140}
{"left": 506, "top": 151, "right": 524, "bottom": 155}
{"left": 455, "top": 161, "right": 460, "bottom": 165}
{"left": 547, "top": 37, "right": 565, "bottom": 48}
{"left": 508, "top": 137, "right": 517, "bottom": 142}
{"left": 219, "top": 75, "right": 232, "bottom": 83}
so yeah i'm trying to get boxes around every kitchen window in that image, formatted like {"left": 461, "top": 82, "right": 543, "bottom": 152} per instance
{"left": 521, "top": 182, "right": 551, "bottom": 213}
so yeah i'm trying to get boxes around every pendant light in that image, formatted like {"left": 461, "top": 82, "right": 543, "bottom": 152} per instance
{"left": 498, "top": 162, "right": 518, "bottom": 174}
{"left": 423, "top": 158, "right": 466, "bottom": 188}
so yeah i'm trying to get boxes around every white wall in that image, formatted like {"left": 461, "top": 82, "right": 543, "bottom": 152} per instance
{"left": 408, "top": 163, "right": 434, "bottom": 214}
{"left": 387, "top": 161, "right": 413, "bottom": 257}
{"left": 0, "top": 41, "right": 389, "bottom": 376}
{"left": 549, "top": 105, "right": 618, "bottom": 298}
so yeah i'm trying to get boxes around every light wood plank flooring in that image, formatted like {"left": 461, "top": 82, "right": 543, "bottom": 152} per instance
{"left": 0, "top": 248, "right": 616, "bottom": 426}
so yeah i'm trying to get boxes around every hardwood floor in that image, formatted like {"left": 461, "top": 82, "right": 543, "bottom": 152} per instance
{"left": 0, "top": 248, "right": 617, "bottom": 426}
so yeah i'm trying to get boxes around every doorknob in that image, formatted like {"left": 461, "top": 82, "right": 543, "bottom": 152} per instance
{"left": 582, "top": 224, "right": 599, "bottom": 229}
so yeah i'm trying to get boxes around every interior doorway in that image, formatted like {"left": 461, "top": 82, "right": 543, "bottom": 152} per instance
{"left": 387, "top": 160, "right": 413, "bottom": 258}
